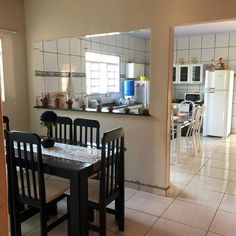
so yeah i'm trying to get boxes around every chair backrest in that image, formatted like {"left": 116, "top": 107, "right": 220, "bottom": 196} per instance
{"left": 100, "top": 128, "right": 124, "bottom": 203}
{"left": 73, "top": 118, "right": 100, "bottom": 148}
{"left": 50, "top": 116, "right": 73, "bottom": 144}
{"left": 179, "top": 100, "right": 196, "bottom": 120}
{"left": 3, "top": 115, "right": 10, "bottom": 131}
{"left": 8, "top": 131, "right": 46, "bottom": 207}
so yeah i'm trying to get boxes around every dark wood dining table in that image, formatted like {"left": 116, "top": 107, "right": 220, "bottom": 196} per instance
{"left": 40, "top": 142, "right": 102, "bottom": 236}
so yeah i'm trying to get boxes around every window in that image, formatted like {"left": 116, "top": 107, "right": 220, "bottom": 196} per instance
{"left": 0, "top": 39, "right": 5, "bottom": 101}
{"left": 85, "top": 52, "right": 120, "bottom": 95}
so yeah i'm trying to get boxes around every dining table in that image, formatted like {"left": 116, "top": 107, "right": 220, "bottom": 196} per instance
{"left": 39, "top": 142, "right": 102, "bottom": 236}
{"left": 173, "top": 112, "right": 191, "bottom": 162}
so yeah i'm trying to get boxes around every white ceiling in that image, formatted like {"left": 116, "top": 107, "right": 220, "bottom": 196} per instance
{"left": 175, "top": 20, "right": 236, "bottom": 36}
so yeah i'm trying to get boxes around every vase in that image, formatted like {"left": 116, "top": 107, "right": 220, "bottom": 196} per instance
{"left": 41, "top": 137, "right": 55, "bottom": 148}
{"left": 66, "top": 99, "right": 73, "bottom": 109}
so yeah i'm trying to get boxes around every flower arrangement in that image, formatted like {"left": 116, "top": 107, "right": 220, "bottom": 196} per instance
{"left": 40, "top": 111, "right": 57, "bottom": 148}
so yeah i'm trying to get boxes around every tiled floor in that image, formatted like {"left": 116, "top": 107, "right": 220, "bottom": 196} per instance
{"left": 20, "top": 135, "right": 236, "bottom": 235}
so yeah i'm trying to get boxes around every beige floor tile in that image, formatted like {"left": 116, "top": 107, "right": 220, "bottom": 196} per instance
{"left": 177, "top": 185, "right": 224, "bottom": 208}
{"left": 198, "top": 166, "right": 234, "bottom": 180}
{"left": 167, "top": 183, "right": 185, "bottom": 198}
{"left": 210, "top": 210, "right": 236, "bottom": 236}
{"left": 162, "top": 200, "right": 216, "bottom": 230}
{"left": 206, "top": 159, "right": 236, "bottom": 170}
{"left": 125, "top": 191, "right": 173, "bottom": 216}
{"left": 107, "top": 208, "right": 157, "bottom": 236}
{"left": 226, "top": 181, "right": 236, "bottom": 195}
{"left": 170, "top": 170, "right": 194, "bottom": 185}
{"left": 231, "top": 173, "right": 236, "bottom": 181}
{"left": 188, "top": 175, "right": 229, "bottom": 193}
{"left": 211, "top": 151, "right": 236, "bottom": 160}
{"left": 219, "top": 194, "right": 236, "bottom": 213}
{"left": 125, "top": 188, "right": 138, "bottom": 201}
{"left": 207, "top": 232, "right": 222, "bottom": 236}
{"left": 146, "top": 218, "right": 206, "bottom": 236}
{"left": 217, "top": 146, "right": 236, "bottom": 154}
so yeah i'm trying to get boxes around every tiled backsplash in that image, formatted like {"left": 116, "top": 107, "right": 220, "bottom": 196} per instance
{"left": 173, "top": 32, "right": 236, "bottom": 132}
{"left": 33, "top": 32, "right": 150, "bottom": 106}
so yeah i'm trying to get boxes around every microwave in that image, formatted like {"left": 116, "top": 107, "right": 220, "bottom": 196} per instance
{"left": 184, "top": 93, "right": 202, "bottom": 102}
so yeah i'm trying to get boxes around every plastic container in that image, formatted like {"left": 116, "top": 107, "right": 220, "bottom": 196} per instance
{"left": 124, "top": 80, "right": 134, "bottom": 96}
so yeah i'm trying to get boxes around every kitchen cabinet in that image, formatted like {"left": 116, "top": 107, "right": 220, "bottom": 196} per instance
{"left": 126, "top": 63, "right": 145, "bottom": 79}
{"left": 173, "top": 64, "right": 203, "bottom": 84}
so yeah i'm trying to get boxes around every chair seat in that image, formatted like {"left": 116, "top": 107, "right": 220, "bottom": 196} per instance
{"left": 65, "top": 178, "right": 100, "bottom": 203}
{"left": 27, "top": 179, "right": 69, "bottom": 203}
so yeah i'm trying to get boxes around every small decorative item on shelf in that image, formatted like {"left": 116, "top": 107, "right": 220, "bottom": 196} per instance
{"left": 123, "top": 107, "right": 130, "bottom": 114}
{"left": 211, "top": 58, "right": 228, "bottom": 71}
{"left": 108, "top": 106, "right": 113, "bottom": 113}
{"left": 96, "top": 105, "right": 102, "bottom": 112}
{"left": 40, "top": 111, "right": 57, "bottom": 148}
{"left": 189, "top": 57, "right": 196, "bottom": 64}
{"left": 66, "top": 99, "right": 73, "bottom": 109}
{"left": 138, "top": 108, "right": 149, "bottom": 115}
{"left": 177, "top": 57, "right": 184, "bottom": 64}
{"left": 54, "top": 97, "right": 60, "bottom": 109}
{"left": 81, "top": 104, "right": 86, "bottom": 111}
{"left": 41, "top": 96, "right": 49, "bottom": 108}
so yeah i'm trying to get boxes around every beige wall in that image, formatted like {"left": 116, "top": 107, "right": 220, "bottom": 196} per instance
{"left": 24, "top": 0, "right": 236, "bottom": 194}
{"left": 0, "top": 0, "right": 29, "bottom": 131}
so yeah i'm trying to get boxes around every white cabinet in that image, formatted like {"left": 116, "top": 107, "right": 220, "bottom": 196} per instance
{"left": 173, "top": 64, "right": 203, "bottom": 84}
{"left": 126, "top": 63, "right": 145, "bottom": 79}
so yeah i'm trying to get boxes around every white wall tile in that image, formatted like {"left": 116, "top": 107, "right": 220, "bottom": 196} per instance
{"left": 44, "top": 40, "right": 57, "bottom": 53}
{"left": 201, "top": 48, "right": 214, "bottom": 62}
{"left": 146, "top": 40, "right": 150, "bottom": 52}
{"left": 81, "top": 39, "right": 90, "bottom": 55}
{"left": 202, "top": 34, "right": 215, "bottom": 48}
{"left": 122, "top": 35, "right": 129, "bottom": 48}
{"left": 215, "top": 47, "right": 229, "bottom": 61}
{"left": 99, "top": 43, "right": 108, "bottom": 52}
{"left": 58, "top": 38, "right": 70, "bottom": 54}
{"left": 189, "top": 35, "right": 201, "bottom": 49}
{"left": 91, "top": 36, "right": 100, "bottom": 43}
{"left": 229, "top": 47, "right": 236, "bottom": 60}
{"left": 44, "top": 53, "right": 58, "bottom": 71}
{"left": 134, "top": 38, "right": 141, "bottom": 50}
{"left": 173, "top": 51, "right": 177, "bottom": 64}
{"left": 140, "top": 40, "right": 146, "bottom": 51}
{"left": 176, "top": 50, "right": 188, "bottom": 63}
{"left": 34, "top": 77, "right": 44, "bottom": 96}
{"left": 215, "top": 33, "right": 229, "bottom": 47}
{"left": 58, "top": 77, "right": 69, "bottom": 92}
{"left": 100, "top": 36, "right": 108, "bottom": 45}
{"left": 71, "top": 77, "right": 82, "bottom": 94}
{"left": 128, "top": 49, "right": 135, "bottom": 62}
{"left": 177, "top": 36, "right": 189, "bottom": 50}
{"left": 122, "top": 48, "right": 129, "bottom": 62}
{"left": 33, "top": 50, "right": 44, "bottom": 71}
{"left": 91, "top": 42, "right": 100, "bottom": 51}
{"left": 70, "top": 56, "right": 81, "bottom": 73}
{"left": 175, "top": 90, "right": 186, "bottom": 99}
{"left": 174, "top": 38, "right": 177, "bottom": 50}
{"left": 33, "top": 42, "right": 43, "bottom": 51}
{"left": 146, "top": 52, "right": 150, "bottom": 64}
{"left": 45, "top": 77, "right": 59, "bottom": 92}
{"left": 228, "top": 61, "right": 236, "bottom": 72}
{"left": 58, "top": 54, "right": 70, "bottom": 72}
{"left": 116, "top": 34, "right": 122, "bottom": 47}
{"left": 230, "top": 32, "right": 236, "bottom": 46}
{"left": 129, "top": 36, "right": 135, "bottom": 50}
{"left": 189, "top": 49, "right": 201, "bottom": 63}
{"left": 70, "top": 38, "right": 81, "bottom": 55}
{"left": 108, "top": 35, "right": 116, "bottom": 46}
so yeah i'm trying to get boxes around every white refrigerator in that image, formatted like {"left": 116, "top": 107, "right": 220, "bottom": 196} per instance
{"left": 203, "top": 70, "right": 234, "bottom": 137}
{"left": 134, "top": 81, "right": 150, "bottom": 108}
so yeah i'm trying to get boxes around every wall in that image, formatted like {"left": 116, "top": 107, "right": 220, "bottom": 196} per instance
{"left": 0, "top": 0, "right": 29, "bottom": 131}
{"left": 24, "top": 0, "right": 236, "bottom": 194}
{"left": 33, "top": 33, "right": 150, "bottom": 107}
{"left": 173, "top": 32, "right": 236, "bottom": 133}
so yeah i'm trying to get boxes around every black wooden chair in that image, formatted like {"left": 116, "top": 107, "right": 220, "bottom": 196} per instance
{"left": 3, "top": 115, "right": 10, "bottom": 131}
{"left": 7, "top": 131, "right": 69, "bottom": 236}
{"left": 66, "top": 127, "right": 125, "bottom": 236}
{"left": 73, "top": 118, "right": 100, "bottom": 149}
{"left": 50, "top": 116, "right": 72, "bottom": 144}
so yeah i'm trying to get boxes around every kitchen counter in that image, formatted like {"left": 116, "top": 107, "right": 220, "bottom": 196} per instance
{"left": 34, "top": 104, "right": 150, "bottom": 116}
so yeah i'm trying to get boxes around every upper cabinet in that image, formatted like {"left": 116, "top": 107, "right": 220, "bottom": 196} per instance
{"left": 126, "top": 63, "right": 145, "bottom": 79}
{"left": 173, "top": 64, "right": 203, "bottom": 84}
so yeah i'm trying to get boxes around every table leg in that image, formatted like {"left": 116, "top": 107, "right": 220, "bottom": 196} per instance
{"left": 176, "top": 124, "right": 182, "bottom": 162}
{"left": 70, "top": 169, "right": 88, "bottom": 236}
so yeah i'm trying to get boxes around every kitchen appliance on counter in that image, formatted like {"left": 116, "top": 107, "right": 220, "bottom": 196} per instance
{"left": 203, "top": 70, "right": 234, "bottom": 137}
{"left": 184, "top": 92, "right": 203, "bottom": 105}
{"left": 134, "top": 81, "right": 150, "bottom": 108}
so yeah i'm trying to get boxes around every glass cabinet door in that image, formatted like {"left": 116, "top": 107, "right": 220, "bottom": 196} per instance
{"left": 191, "top": 64, "right": 202, "bottom": 83}
{"left": 173, "top": 66, "right": 176, "bottom": 83}
{"left": 179, "top": 65, "right": 189, "bottom": 83}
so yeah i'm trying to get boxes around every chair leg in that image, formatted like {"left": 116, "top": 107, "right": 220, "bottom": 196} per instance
{"left": 99, "top": 207, "right": 106, "bottom": 236}
{"left": 40, "top": 210, "right": 48, "bottom": 236}
{"left": 67, "top": 197, "right": 71, "bottom": 236}
{"left": 116, "top": 196, "right": 124, "bottom": 231}
{"left": 88, "top": 207, "right": 94, "bottom": 222}
{"left": 49, "top": 203, "right": 58, "bottom": 216}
